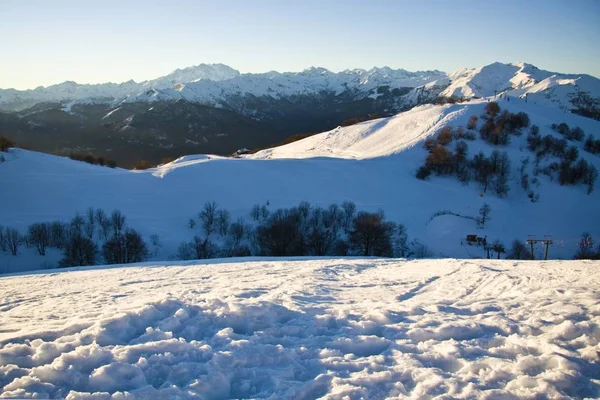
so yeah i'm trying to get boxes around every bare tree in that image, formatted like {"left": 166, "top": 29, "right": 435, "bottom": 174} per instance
{"left": 298, "top": 201, "right": 311, "bottom": 220}
{"left": 50, "top": 221, "right": 68, "bottom": 248}
{"left": 0, "top": 226, "right": 6, "bottom": 252}
{"left": 395, "top": 224, "right": 410, "bottom": 257}
{"left": 95, "top": 209, "right": 111, "bottom": 241}
{"left": 411, "top": 239, "right": 433, "bottom": 258}
{"left": 491, "top": 240, "right": 505, "bottom": 259}
{"left": 149, "top": 234, "right": 161, "bottom": 257}
{"left": 102, "top": 228, "right": 149, "bottom": 264}
{"left": 27, "top": 223, "right": 51, "bottom": 256}
{"left": 5, "top": 227, "right": 22, "bottom": 256}
{"left": 250, "top": 204, "right": 261, "bottom": 221}
{"left": 306, "top": 225, "right": 336, "bottom": 256}
{"left": 260, "top": 204, "right": 270, "bottom": 220}
{"left": 472, "top": 152, "right": 493, "bottom": 193}
{"left": 217, "top": 209, "right": 231, "bottom": 236}
{"left": 574, "top": 232, "right": 597, "bottom": 259}
{"left": 478, "top": 203, "right": 492, "bottom": 228}
{"left": 176, "top": 242, "right": 194, "bottom": 260}
{"left": 189, "top": 235, "right": 217, "bottom": 259}
{"left": 342, "top": 201, "right": 356, "bottom": 232}
{"left": 60, "top": 235, "right": 97, "bottom": 267}
{"left": 349, "top": 212, "right": 395, "bottom": 256}
{"left": 199, "top": 201, "right": 218, "bottom": 236}
{"left": 229, "top": 218, "right": 247, "bottom": 245}
{"left": 323, "top": 204, "right": 343, "bottom": 236}
{"left": 507, "top": 239, "right": 531, "bottom": 260}
{"left": 110, "top": 210, "right": 126, "bottom": 236}
{"left": 84, "top": 207, "right": 96, "bottom": 239}
{"left": 256, "top": 209, "right": 305, "bottom": 256}
{"left": 70, "top": 214, "right": 85, "bottom": 237}
{"left": 491, "top": 151, "right": 511, "bottom": 197}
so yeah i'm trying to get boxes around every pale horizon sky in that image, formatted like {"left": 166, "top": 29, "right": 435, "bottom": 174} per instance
{"left": 1, "top": 0, "right": 599, "bottom": 90}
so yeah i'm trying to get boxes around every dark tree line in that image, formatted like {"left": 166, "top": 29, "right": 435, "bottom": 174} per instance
{"left": 584, "top": 135, "right": 600, "bottom": 155}
{"left": 418, "top": 133, "right": 511, "bottom": 197}
{"left": 68, "top": 153, "right": 117, "bottom": 168}
{"left": 0, "top": 136, "right": 15, "bottom": 152}
{"left": 0, "top": 208, "right": 150, "bottom": 268}
{"left": 527, "top": 124, "right": 598, "bottom": 194}
{"left": 178, "top": 201, "right": 427, "bottom": 260}
{"left": 551, "top": 123, "right": 584, "bottom": 142}
{"left": 574, "top": 232, "right": 600, "bottom": 260}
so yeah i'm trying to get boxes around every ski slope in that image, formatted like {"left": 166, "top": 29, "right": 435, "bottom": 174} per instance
{"left": 0, "top": 258, "right": 598, "bottom": 398}
{"left": 2, "top": 99, "right": 600, "bottom": 273}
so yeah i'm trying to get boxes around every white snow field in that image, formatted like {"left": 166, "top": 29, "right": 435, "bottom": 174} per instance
{"left": 2, "top": 98, "right": 599, "bottom": 273}
{"left": 0, "top": 258, "right": 599, "bottom": 398}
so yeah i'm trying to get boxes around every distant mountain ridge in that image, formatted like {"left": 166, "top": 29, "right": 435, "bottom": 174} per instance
{"left": 1, "top": 62, "right": 598, "bottom": 114}
{"left": 0, "top": 63, "right": 241, "bottom": 111}
{"left": 1, "top": 61, "right": 599, "bottom": 167}
{"left": 0, "top": 63, "right": 446, "bottom": 112}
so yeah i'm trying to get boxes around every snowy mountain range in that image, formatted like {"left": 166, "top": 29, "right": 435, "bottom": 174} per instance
{"left": 0, "top": 63, "right": 241, "bottom": 111}
{"left": 1, "top": 62, "right": 598, "bottom": 114}
{"left": 1, "top": 62, "right": 599, "bottom": 166}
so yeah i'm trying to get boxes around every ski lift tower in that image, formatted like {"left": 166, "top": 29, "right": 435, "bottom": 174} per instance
{"left": 541, "top": 235, "right": 553, "bottom": 260}
{"left": 526, "top": 236, "right": 538, "bottom": 260}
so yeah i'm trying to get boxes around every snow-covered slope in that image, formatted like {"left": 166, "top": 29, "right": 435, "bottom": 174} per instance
{"left": 250, "top": 97, "right": 599, "bottom": 160}
{"left": 1, "top": 98, "right": 599, "bottom": 274}
{"left": 416, "top": 62, "right": 600, "bottom": 112}
{"left": 1, "top": 258, "right": 599, "bottom": 398}
{"left": 250, "top": 104, "right": 453, "bottom": 159}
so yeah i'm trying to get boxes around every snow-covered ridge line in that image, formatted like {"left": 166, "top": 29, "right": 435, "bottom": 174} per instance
{"left": 2, "top": 61, "right": 599, "bottom": 117}
{"left": 0, "top": 63, "right": 445, "bottom": 111}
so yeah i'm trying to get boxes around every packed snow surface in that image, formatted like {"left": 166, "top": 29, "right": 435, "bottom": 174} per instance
{"left": 0, "top": 258, "right": 599, "bottom": 398}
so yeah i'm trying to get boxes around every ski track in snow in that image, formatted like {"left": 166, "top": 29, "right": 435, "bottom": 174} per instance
{"left": 1, "top": 258, "right": 599, "bottom": 399}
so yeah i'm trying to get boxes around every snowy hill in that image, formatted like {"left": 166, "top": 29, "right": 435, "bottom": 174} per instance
{"left": 1, "top": 98, "right": 599, "bottom": 273}
{"left": 410, "top": 62, "right": 600, "bottom": 115}
{"left": 0, "top": 258, "right": 599, "bottom": 398}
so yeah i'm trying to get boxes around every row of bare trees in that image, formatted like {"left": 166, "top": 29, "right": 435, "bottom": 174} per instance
{"left": 178, "top": 201, "right": 430, "bottom": 260}
{"left": 0, "top": 208, "right": 154, "bottom": 268}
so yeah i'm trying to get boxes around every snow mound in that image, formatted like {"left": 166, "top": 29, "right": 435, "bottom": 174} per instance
{"left": 1, "top": 258, "right": 599, "bottom": 398}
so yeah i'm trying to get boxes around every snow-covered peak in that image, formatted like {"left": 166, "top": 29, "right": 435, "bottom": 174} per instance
{"left": 442, "top": 62, "right": 587, "bottom": 99}
{"left": 299, "top": 66, "right": 332, "bottom": 76}
{"left": 145, "top": 63, "right": 240, "bottom": 87}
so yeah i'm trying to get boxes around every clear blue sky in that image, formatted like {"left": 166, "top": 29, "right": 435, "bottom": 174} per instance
{"left": 1, "top": 0, "right": 599, "bottom": 89}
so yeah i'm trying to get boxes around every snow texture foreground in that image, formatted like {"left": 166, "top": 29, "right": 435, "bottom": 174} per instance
{"left": 0, "top": 258, "right": 599, "bottom": 399}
